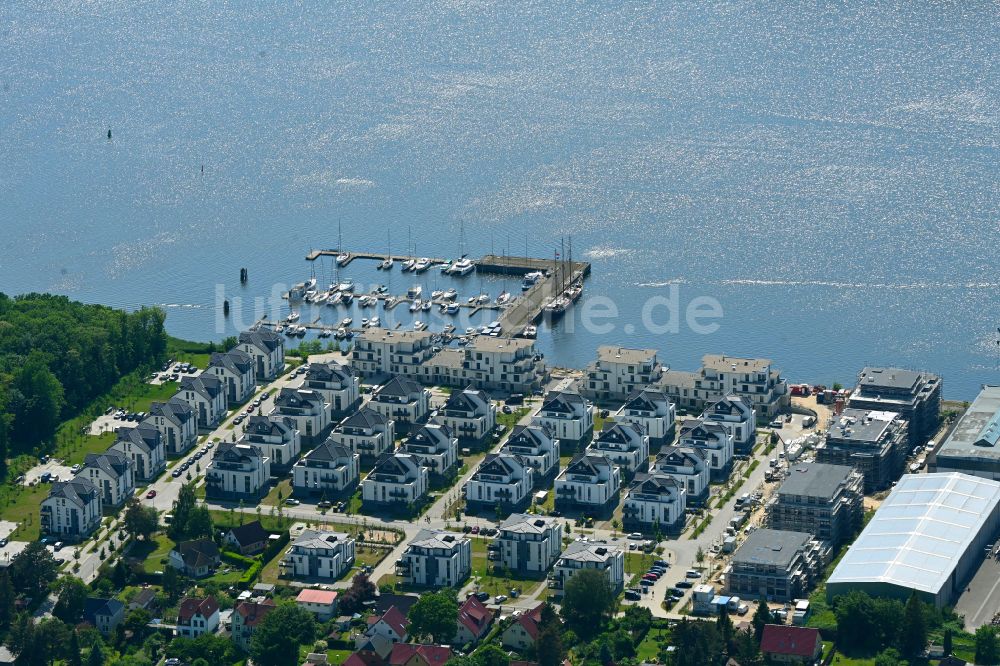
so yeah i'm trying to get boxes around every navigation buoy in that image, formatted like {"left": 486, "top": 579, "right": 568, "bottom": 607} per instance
{"left": 107, "top": 129, "right": 112, "bottom": 140}
{"left": 223, "top": 299, "right": 230, "bottom": 316}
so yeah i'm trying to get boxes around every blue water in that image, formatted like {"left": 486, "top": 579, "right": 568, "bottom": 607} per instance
{"left": 1, "top": 2, "right": 997, "bottom": 398}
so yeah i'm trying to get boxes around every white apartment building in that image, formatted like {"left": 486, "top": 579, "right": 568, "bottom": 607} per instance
{"left": 179, "top": 375, "right": 226, "bottom": 431}
{"left": 361, "top": 453, "right": 429, "bottom": 508}
{"left": 292, "top": 438, "right": 360, "bottom": 499}
{"left": 582, "top": 346, "right": 663, "bottom": 404}
{"left": 622, "top": 473, "right": 687, "bottom": 535}
{"left": 205, "top": 442, "right": 271, "bottom": 502}
{"left": 554, "top": 453, "right": 622, "bottom": 514}
{"left": 465, "top": 453, "right": 534, "bottom": 515}
{"left": 269, "top": 387, "right": 331, "bottom": 445}
{"left": 240, "top": 415, "right": 301, "bottom": 473}
{"left": 395, "top": 529, "right": 471, "bottom": 587}
{"left": 399, "top": 423, "right": 458, "bottom": 478}
{"left": 328, "top": 408, "right": 396, "bottom": 463}
{"left": 495, "top": 513, "right": 563, "bottom": 576}
{"left": 82, "top": 451, "right": 135, "bottom": 509}
{"left": 144, "top": 398, "right": 197, "bottom": 457}
{"left": 350, "top": 328, "right": 435, "bottom": 377}
{"left": 437, "top": 387, "right": 497, "bottom": 446}
{"left": 282, "top": 529, "right": 356, "bottom": 580}
{"left": 678, "top": 418, "right": 734, "bottom": 482}
{"left": 532, "top": 390, "right": 595, "bottom": 449}
{"left": 550, "top": 540, "right": 625, "bottom": 594}
{"left": 702, "top": 395, "right": 757, "bottom": 456}
{"left": 615, "top": 388, "right": 676, "bottom": 448}
{"left": 110, "top": 424, "right": 166, "bottom": 483}
{"left": 207, "top": 349, "right": 256, "bottom": 406}
{"left": 461, "top": 337, "right": 548, "bottom": 394}
{"left": 501, "top": 424, "right": 560, "bottom": 484}
{"left": 586, "top": 422, "right": 650, "bottom": 475}
{"left": 238, "top": 328, "right": 285, "bottom": 381}
{"left": 653, "top": 445, "right": 710, "bottom": 506}
{"left": 40, "top": 478, "right": 101, "bottom": 540}
{"left": 303, "top": 362, "right": 361, "bottom": 418}
{"left": 368, "top": 375, "right": 431, "bottom": 432}
{"left": 657, "top": 354, "right": 789, "bottom": 417}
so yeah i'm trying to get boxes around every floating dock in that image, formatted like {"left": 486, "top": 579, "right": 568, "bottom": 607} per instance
{"left": 303, "top": 248, "right": 591, "bottom": 337}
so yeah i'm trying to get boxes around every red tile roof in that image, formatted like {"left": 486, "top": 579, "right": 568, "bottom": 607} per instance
{"left": 297, "top": 588, "right": 339, "bottom": 605}
{"left": 235, "top": 599, "right": 276, "bottom": 627}
{"left": 389, "top": 644, "right": 453, "bottom": 666}
{"left": 345, "top": 652, "right": 384, "bottom": 666}
{"left": 514, "top": 603, "right": 545, "bottom": 640}
{"left": 177, "top": 596, "right": 219, "bottom": 624}
{"left": 457, "top": 596, "right": 493, "bottom": 636}
{"left": 760, "top": 625, "right": 820, "bottom": 658}
{"left": 379, "top": 605, "right": 410, "bottom": 638}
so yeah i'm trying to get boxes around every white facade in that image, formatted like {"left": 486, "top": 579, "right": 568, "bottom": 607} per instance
{"left": 586, "top": 422, "right": 650, "bottom": 475}
{"left": 240, "top": 415, "right": 302, "bottom": 472}
{"left": 283, "top": 529, "right": 356, "bottom": 580}
{"left": 176, "top": 598, "right": 220, "bottom": 639}
{"left": 361, "top": 453, "right": 429, "bottom": 507}
{"left": 82, "top": 451, "right": 135, "bottom": 509}
{"left": 532, "top": 391, "right": 595, "bottom": 445}
{"left": 205, "top": 442, "right": 271, "bottom": 501}
{"left": 350, "top": 328, "right": 435, "bottom": 377}
{"left": 554, "top": 453, "right": 622, "bottom": 510}
{"left": 369, "top": 375, "right": 431, "bottom": 430}
{"left": 551, "top": 540, "right": 625, "bottom": 593}
{"left": 653, "top": 445, "right": 711, "bottom": 506}
{"left": 292, "top": 439, "right": 360, "bottom": 498}
{"left": 496, "top": 513, "right": 563, "bottom": 575}
{"left": 110, "top": 424, "right": 166, "bottom": 483}
{"left": 328, "top": 408, "right": 396, "bottom": 462}
{"left": 238, "top": 328, "right": 285, "bottom": 381}
{"left": 460, "top": 337, "right": 547, "bottom": 394}
{"left": 179, "top": 375, "right": 227, "bottom": 431}
{"left": 615, "top": 388, "right": 676, "bottom": 445}
{"left": 40, "top": 478, "right": 101, "bottom": 540}
{"left": 269, "top": 388, "right": 331, "bottom": 444}
{"left": 702, "top": 395, "right": 757, "bottom": 455}
{"left": 303, "top": 362, "right": 361, "bottom": 418}
{"left": 622, "top": 473, "right": 687, "bottom": 534}
{"left": 501, "top": 424, "right": 560, "bottom": 482}
{"left": 144, "top": 398, "right": 197, "bottom": 457}
{"left": 465, "top": 453, "right": 534, "bottom": 512}
{"left": 678, "top": 418, "right": 735, "bottom": 482}
{"left": 396, "top": 529, "right": 471, "bottom": 587}
{"left": 437, "top": 388, "right": 497, "bottom": 444}
{"left": 583, "top": 346, "right": 663, "bottom": 403}
{"left": 399, "top": 423, "right": 458, "bottom": 477}
{"left": 207, "top": 349, "right": 256, "bottom": 406}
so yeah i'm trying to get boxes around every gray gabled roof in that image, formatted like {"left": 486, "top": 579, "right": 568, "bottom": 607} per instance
{"left": 474, "top": 452, "right": 527, "bottom": 479}
{"left": 541, "top": 390, "right": 586, "bottom": 414}
{"left": 240, "top": 328, "right": 283, "bottom": 352}
{"left": 404, "top": 423, "right": 453, "bottom": 450}
{"left": 212, "top": 442, "right": 264, "bottom": 464}
{"left": 84, "top": 451, "right": 131, "bottom": 480}
{"left": 656, "top": 445, "right": 706, "bottom": 468}
{"left": 370, "top": 452, "right": 420, "bottom": 477}
{"left": 680, "top": 418, "right": 728, "bottom": 439}
{"left": 148, "top": 397, "right": 194, "bottom": 427}
{"left": 273, "top": 387, "right": 323, "bottom": 410}
{"left": 305, "top": 438, "right": 355, "bottom": 463}
{"left": 245, "top": 414, "right": 296, "bottom": 438}
{"left": 507, "top": 424, "right": 553, "bottom": 448}
{"left": 84, "top": 597, "right": 124, "bottom": 624}
{"left": 306, "top": 362, "right": 356, "bottom": 384}
{"left": 629, "top": 472, "right": 682, "bottom": 498}
{"left": 500, "top": 513, "right": 559, "bottom": 534}
{"left": 48, "top": 477, "right": 100, "bottom": 507}
{"left": 180, "top": 374, "right": 223, "bottom": 399}
{"left": 375, "top": 375, "right": 423, "bottom": 399}
{"left": 705, "top": 395, "right": 754, "bottom": 419}
{"left": 565, "top": 452, "right": 613, "bottom": 476}
{"left": 339, "top": 407, "right": 389, "bottom": 431}
{"left": 444, "top": 387, "right": 491, "bottom": 415}
{"left": 114, "top": 424, "right": 162, "bottom": 455}
{"left": 209, "top": 349, "right": 254, "bottom": 375}
{"left": 624, "top": 388, "right": 669, "bottom": 413}
{"left": 596, "top": 421, "right": 644, "bottom": 445}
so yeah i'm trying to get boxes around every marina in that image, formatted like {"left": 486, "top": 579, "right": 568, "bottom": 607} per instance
{"left": 291, "top": 247, "right": 591, "bottom": 338}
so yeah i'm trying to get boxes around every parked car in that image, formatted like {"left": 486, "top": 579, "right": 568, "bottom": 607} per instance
{"left": 146, "top": 490, "right": 157, "bottom": 499}
{"left": 317, "top": 500, "right": 332, "bottom": 509}
{"left": 53, "top": 542, "right": 64, "bottom": 551}
{"left": 654, "top": 559, "right": 669, "bottom": 568}
{"left": 494, "top": 595, "right": 507, "bottom": 603}
{"left": 0, "top": 538, "right": 7, "bottom": 548}
{"left": 638, "top": 578, "right": 655, "bottom": 587}
{"left": 474, "top": 592, "right": 489, "bottom": 602}
{"left": 471, "top": 526, "right": 480, "bottom": 534}
{"left": 676, "top": 581, "right": 694, "bottom": 589}
{"left": 769, "top": 418, "right": 783, "bottom": 428}
{"left": 624, "top": 589, "right": 641, "bottom": 600}
{"left": 285, "top": 498, "right": 300, "bottom": 506}
{"left": 171, "top": 469, "right": 182, "bottom": 478}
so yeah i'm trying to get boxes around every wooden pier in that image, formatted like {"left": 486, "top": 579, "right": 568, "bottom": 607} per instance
{"left": 303, "top": 247, "right": 591, "bottom": 338}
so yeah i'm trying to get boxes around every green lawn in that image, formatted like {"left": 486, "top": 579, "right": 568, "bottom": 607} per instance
{"left": 468, "top": 537, "right": 544, "bottom": 598}
{"left": 625, "top": 551, "right": 658, "bottom": 576}
{"left": 0, "top": 483, "right": 50, "bottom": 541}
{"left": 60, "top": 431, "right": 118, "bottom": 467}
{"left": 132, "top": 533, "right": 176, "bottom": 574}
{"left": 497, "top": 407, "right": 530, "bottom": 430}
{"left": 260, "top": 479, "right": 293, "bottom": 507}
{"left": 636, "top": 628, "right": 671, "bottom": 662}
{"left": 171, "top": 352, "right": 211, "bottom": 371}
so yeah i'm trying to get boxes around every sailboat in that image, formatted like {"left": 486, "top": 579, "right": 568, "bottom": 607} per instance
{"left": 379, "top": 229, "right": 394, "bottom": 270}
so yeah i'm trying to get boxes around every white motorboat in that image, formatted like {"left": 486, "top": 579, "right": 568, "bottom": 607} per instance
{"left": 304, "top": 290, "right": 316, "bottom": 302}
{"left": 361, "top": 318, "right": 370, "bottom": 327}
{"left": 523, "top": 325, "right": 537, "bottom": 338}
{"left": 521, "top": 271, "right": 543, "bottom": 290}
{"left": 421, "top": 301, "right": 431, "bottom": 311}
{"left": 448, "top": 258, "right": 475, "bottom": 275}
{"left": 326, "top": 291, "right": 341, "bottom": 306}
{"left": 439, "top": 303, "right": 448, "bottom": 314}
{"left": 318, "top": 328, "right": 332, "bottom": 338}
{"left": 376, "top": 284, "right": 388, "bottom": 294}
{"left": 402, "top": 259, "right": 416, "bottom": 271}
{"left": 443, "top": 288, "right": 457, "bottom": 300}
{"left": 385, "top": 296, "right": 398, "bottom": 308}
{"left": 476, "top": 293, "right": 490, "bottom": 304}
{"left": 304, "top": 277, "right": 317, "bottom": 290}
{"left": 275, "top": 324, "right": 285, "bottom": 333}
{"left": 369, "top": 315, "right": 380, "bottom": 327}
{"left": 342, "top": 317, "right": 353, "bottom": 327}
{"left": 336, "top": 252, "right": 351, "bottom": 266}
{"left": 335, "top": 327, "right": 347, "bottom": 339}
{"left": 447, "top": 303, "right": 460, "bottom": 315}
{"left": 378, "top": 256, "right": 394, "bottom": 270}
{"left": 431, "top": 290, "right": 444, "bottom": 299}
{"left": 409, "top": 300, "right": 421, "bottom": 313}
{"left": 407, "top": 285, "right": 422, "bottom": 299}
{"left": 413, "top": 321, "right": 427, "bottom": 331}
{"left": 413, "top": 257, "right": 431, "bottom": 272}
{"left": 337, "top": 280, "right": 355, "bottom": 292}
{"left": 286, "top": 312, "right": 300, "bottom": 322}
{"left": 465, "top": 327, "right": 476, "bottom": 335}
{"left": 467, "top": 296, "right": 476, "bottom": 304}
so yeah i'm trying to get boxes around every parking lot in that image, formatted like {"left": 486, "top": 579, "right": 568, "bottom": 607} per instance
{"left": 148, "top": 360, "right": 203, "bottom": 386}
{"left": 22, "top": 459, "right": 77, "bottom": 485}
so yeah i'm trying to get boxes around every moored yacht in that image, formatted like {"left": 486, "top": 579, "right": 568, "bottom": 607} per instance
{"left": 341, "top": 317, "right": 353, "bottom": 327}
{"left": 378, "top": 256, "right": 394, "bottom": 270}
{"left": 407, "top": 285, "right": 422, "bottom": 299}
{"left": 336, "top": 252, "right": 351, "bottom": 266}
{"left": 443, "top": 288, "right": 458, "bottom": 300}
{"left": 413, "top": 257, "right": 431, "bottom": 272}
{"left": 448, "top": 257, "right": 475, "bottom": 275}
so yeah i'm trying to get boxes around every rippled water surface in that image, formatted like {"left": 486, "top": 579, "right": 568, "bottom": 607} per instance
{"left": 1, "top": 2, "right": 997, "bottom": 397}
